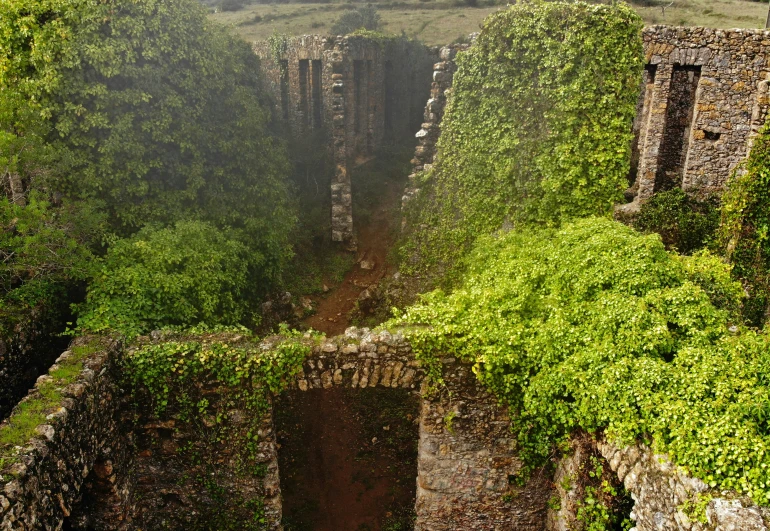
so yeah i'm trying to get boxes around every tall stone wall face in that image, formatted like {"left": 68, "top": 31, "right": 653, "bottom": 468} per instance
{"left": 599, "top": 441, "right": 770, "bottom": 531}
{"left": 403, "top": 43, "right": 470, "bottom": 208}
{"left": 624, "top": 26, "right": 770, "bottom": 209}
{"left": 0, "top": 338, "right": 133, "bottom": 531}
{"left": 416, "top": 359, "right": 550, "bottom": 530}
{"left": 254, "top": 35, "right": 433, "bottom": 249}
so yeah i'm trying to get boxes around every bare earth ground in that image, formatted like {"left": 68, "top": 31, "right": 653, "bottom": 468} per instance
{"left": 302, "top": 159, "right": 403, "bottom": 335}
{"left": 275, "top": 388, "right": 419, "bottom": 531}
{"left": 211, "top": 0, "right": 769, "bottom": 47}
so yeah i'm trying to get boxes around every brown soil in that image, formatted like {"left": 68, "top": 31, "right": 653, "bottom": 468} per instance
{"left": 275, "top": 388, "right": 419, "bottom": 531}
{"left": 302, "top": 165, "right": 402, "bottom": 336}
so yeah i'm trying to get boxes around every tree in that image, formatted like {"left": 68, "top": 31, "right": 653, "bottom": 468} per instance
{"left": 0, "top": 0, "right": 296, "bottom": 294}
{"left": 332, "top": 5, "right": 382, "bottom": 35}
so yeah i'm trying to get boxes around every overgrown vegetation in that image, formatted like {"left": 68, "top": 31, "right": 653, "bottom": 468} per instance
{"left": 399, "top": 1, "right": 644, "bottom": 284}
{"left": 719, "top": 122, "right": 770, "bottom": 327}
{"left": 633, "top": 188, "right": 719, "bottom": 255}
{"left": 332, "top": 5, "right": 383, "bottom": 34}
{"left": 76, "top": 222, "right": 256, "bottom": 337}
{"left": 0, "top": 0, "right": 296, "bottom": 337}
{"left": 393, "top": 217, "right": 770, "bottom": 504}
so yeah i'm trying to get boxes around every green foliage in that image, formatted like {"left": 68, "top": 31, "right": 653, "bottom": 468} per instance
{"left": 0, "top": 0, "right": 295, "bottom": 280}
{"left": 576, "top": 456, "right": 632, "bottom": 531}
{"left": 679, "top": 493, "right": 712, "bottom": 524}
{"left": 393, "top": 217, "right": 770, "bottom": 505}
{"left": 0, "top": 193, "right": 103, "bottom": 335}
{"left": 719, "top": 122, "right": 770, "bottom": 326}
{"left": 124, "top": 328, "right": 310, "bottom": 528}
{"left": 76, "top": 221, "right": 254, "bottom": 337}
{"left": 399, "top": 1, "right": 644, "bottom": 282}
{"left": 332, "top": 5, "right": 383, "bottom": 35}
{"left": 634, "top": 188, "right": 719, "bottom": 255}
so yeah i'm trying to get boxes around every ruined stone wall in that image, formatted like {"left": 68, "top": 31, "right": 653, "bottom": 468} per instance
{"left": 403, "top": 43, "right": 470, "bottom": 208}
{"left": 0, "top": 337, "right": 133, "bottom": 531}
{"left": 599, "top": 441, "right": 770, "bottom": 531}
{"left": 624, "top": 26, "right": 770, "bottom": 209}
{"left": 288, "top": 327, "right": 548, "bottom": 530}
{"left": 406, "top": 27, "right": 770, "bottom": 214}
{"left": 254, "top": 35, "right": 433, "bottom": 248}
{"left": 126, "top": 327, "right": 546, "bottom": 530}
{"left": 4, "top": 330, "right": 770, "bottom": 530}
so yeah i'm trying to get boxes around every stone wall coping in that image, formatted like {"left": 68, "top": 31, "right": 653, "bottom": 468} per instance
{"left": 0, "top": 336, "right": 121, "bottom": 527}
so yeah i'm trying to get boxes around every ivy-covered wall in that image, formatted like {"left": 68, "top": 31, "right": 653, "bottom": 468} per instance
{"left": 399, "top": 1, "right": 644, "bottom": 282}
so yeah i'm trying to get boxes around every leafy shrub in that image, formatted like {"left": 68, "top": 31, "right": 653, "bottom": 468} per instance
{"left": 332, "top": 5, "right": 382, "bottom": 35}
{"left": 0, "top": 0, "right": 296, "bottom": 292}
{"left": 399, "top": 1, "right": 644, "bottom": 284}
{"left": 720, "top": 122, "right": 770, "bottom": 327}
{"left": 77, "top": 221, "right": 253, "bottom": 337}
{"left": 633, "top": 188, "right": 719, "bottom": 255}
{"left": 0, "top": 193, "right": 103, "bottom": 335}
{"left": 393, "top": 217, "right": 770, "bottom": 505}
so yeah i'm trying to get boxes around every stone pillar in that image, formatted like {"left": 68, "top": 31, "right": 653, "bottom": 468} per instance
{"left": 415, "top": 361, "right": 550, "bottom": 530}
{"left": 632, "top": 62, "right": 673, "bottom": 205}
{"left": 329, "top": 47, "right": 355, "bottom": 249}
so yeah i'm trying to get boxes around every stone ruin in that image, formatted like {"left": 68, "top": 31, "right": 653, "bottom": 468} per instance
{"left": 2, "top": 329, "right": 768, "bottom": 530}
{"left": 253, "top": 35, "right": 433, "bottom": 249}
{"left": 404, "top": 26, "right": 770, "bottom": 214}
{"left": 4, "top": 25, "right": 770, "bottom": 531}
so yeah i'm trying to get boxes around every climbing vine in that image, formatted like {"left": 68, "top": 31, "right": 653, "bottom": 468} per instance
{"left": 124, "top": 326, "right": 311, "bottom": 529}
{"left": 399, "top": 1, "right": 644, "bottom": 283}
{"left": 392, "top": 217, "right": 770, "bottom": 506}
{"left": 719, "top": 122, "right": 770, "bottom": 326}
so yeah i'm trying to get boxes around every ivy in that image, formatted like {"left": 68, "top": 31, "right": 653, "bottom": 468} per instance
{"left": 399, "top": 1, "right": 644, "bottom": 284}
{"left": 719, "top": 122, "right": 770, "bottom": 326}
{"left": 124, "top": 326, "right": 311, "bottom": 528}
{"left": 392, "top": 217, "right": 770, "bottom": 505}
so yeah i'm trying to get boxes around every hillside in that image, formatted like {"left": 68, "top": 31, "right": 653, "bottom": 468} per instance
{"left": 209, "top": 0, "right": 769, "bottom": 46}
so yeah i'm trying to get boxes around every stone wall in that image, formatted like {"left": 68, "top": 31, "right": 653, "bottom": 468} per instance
{"left": 4, "top": 330, "right": 770, "bottom": 530}
{"left": 254, "top": 35, "right": 433, "bottom": 248}
{"left": 403, "top": 43, "right": 470, "bottom": 208}
{"left": 599, "top": 441, "right": 770, "bottom": 531}
{"left": 623, "top": 26, "right": 770, "bottom": 209}
{"left": 285, "top": 326, "right": 545, "bottom": 530}
{"left": 0, "top": 337, "right": 133, "bottom": 530}
{"left": 125, "top": 327, "right": 547, "bottom": 530}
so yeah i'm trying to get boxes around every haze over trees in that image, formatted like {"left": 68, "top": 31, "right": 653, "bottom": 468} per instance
{"left": 0, "top": 0, "right": 296, "bottom": 335}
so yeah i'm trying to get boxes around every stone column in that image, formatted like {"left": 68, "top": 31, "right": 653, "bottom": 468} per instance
{"left": 415, "top": 361, "right": 551, "bottom": 530}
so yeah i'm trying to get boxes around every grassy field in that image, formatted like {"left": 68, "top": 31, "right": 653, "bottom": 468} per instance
{"left": 209, "top": 0, "right": 770, "bottom": 46}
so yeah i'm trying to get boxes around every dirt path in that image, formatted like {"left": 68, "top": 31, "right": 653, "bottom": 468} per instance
{"left": 302, "top": 168, "right": 402, "bottom": 336}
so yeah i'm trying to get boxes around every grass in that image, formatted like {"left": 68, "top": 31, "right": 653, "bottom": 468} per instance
{"left": 210, "top": 0, "right": 770, "bottom": 46}
{"left": 0, "top": 339, "right": 103, "bottom": 471}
